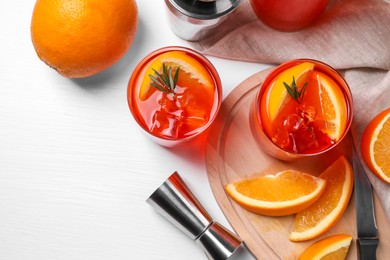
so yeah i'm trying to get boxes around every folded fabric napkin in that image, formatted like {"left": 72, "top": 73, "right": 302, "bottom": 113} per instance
{"left": 190, "top": 0, "right": 390, "bottom": 220}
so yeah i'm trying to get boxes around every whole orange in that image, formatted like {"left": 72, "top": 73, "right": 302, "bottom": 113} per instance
{"left": 31, "top": 0, "right": 138, "bottom": 78}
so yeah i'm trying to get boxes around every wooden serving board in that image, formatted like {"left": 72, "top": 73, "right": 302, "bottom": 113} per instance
{"left": 205, "top": 69, "right": 390, "bottom": 259}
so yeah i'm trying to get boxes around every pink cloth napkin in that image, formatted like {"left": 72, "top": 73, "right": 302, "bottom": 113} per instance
{"left": 191, "top": 0, "right": 390, "bottom": 220}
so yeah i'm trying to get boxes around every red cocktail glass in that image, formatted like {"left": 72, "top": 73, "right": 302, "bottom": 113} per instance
{"left": 251, "top": 59, "right": 353, "bottom": 160}
{"left": 128, "top": 46, "right": 222, "bottom": 147}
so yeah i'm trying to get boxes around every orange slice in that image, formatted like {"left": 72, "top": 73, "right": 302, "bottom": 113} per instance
{"left": 361, "top": 108, "right": 390, "bottom": 184}
{"left": 266, "top": 61, "right": 315, "bottom": 122}
{"left": 313, "top": 71, "right": 348, "bottom": 141}
{"left": 298, "top": 234, "right": 352, "bottom": 260}
{"left": 289, "top": 156, "right": 353, "bottom": 242}
{"left": 225, "top": 170, "right": 326, "bottom": 216}
{"left": 139, "top": 51, "right": 214, "bottom": 100}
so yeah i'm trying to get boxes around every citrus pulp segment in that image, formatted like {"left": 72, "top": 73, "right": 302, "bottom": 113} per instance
{"left": 298, "top": 234, "right": 352, "bottom": 260}
{"left": 139, "top": 51, "right": 214, "bottom": 101}
{"left": 289, "top": 156, "right": 353, "bottom": 242}
{"left": 266, "top": 62, "right": 315, "bottom": 123}
{"left": 314, "top": 71, "right": 348, "bottom": 141}
{"left": 225, "top": 170, "right": 326, "bottom": 216}
{"left": 361, "top": 108, "right": 390, "bottom": 184}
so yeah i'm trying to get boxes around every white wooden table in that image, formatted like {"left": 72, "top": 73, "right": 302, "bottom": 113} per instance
{"left": 0, "top": 1, "right": 270, "bottom": 259}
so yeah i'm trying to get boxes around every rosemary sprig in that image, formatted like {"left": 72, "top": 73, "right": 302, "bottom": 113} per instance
{"left": 149, "top": 63, "right": 180, "bottom": 94}
{"left": 283, "top": 76, "right": 308, "bottom": 104}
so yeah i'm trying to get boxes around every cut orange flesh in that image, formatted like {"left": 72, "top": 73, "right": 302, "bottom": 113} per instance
{"left": 290, "top": 156, "right": 353, "bottom": 241}
{"left": 312, "top": 71, "right": 347, "bottom": 141}
{"left": 298, "top": 234, "right": 352, "bottom": 260}
{"left": 266, "top": 62, "right": 315, "bottom": 122}
{"left": 361, "top": 108, "right": 390, "bottom": 184}
{"left": 225, "top": 170, "right": 326, "bottom": 216}
{"left": 139, "top": 51, "right": 214, "bottom": 101}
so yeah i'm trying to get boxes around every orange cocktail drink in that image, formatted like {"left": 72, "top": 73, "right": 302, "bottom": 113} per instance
{"left": 128, "top": 46, "right": 222, "bottom": 147}
{"left": 252, "top": 59, "right": 353, "bottom": 160}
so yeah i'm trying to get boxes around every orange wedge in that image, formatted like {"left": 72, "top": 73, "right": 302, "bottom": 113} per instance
{"left": 312, "top": 71, "right": 348, "bottom": 141}
{"left": 139, "top": 51, "right": 214, "bottom": 101}
{"left": 225, "top": 170, "right": 326, "bottom": 216}
{"left": 290, "top": 156, "right": 353, "bottom": 242}
{"left": 361, "top": 108, "right": 390, "bottom": 184}
{"left": 298, "top": 234, "right": 353, "bottom": 260}
{"left": 266, "top": 62, "right": 315, "bottom": 122}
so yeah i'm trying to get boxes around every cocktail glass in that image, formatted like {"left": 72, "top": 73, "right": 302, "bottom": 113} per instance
{"left": 128, "top": 46, "right": 222, "bottom": 147}
{"left": 251, "top": 59, "right": 353, "bottom": 160}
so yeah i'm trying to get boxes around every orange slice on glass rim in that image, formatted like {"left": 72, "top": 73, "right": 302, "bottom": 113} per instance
{"left": 289, "top": 156, "right": 353, "bottom": 242}
{"left": 298, "top": 234, "right": 353, "bottom": 260}
{"left": 139, "top": 51, "right": 214, "bottom": 101}
{"left": 361, "top": 108, "right": 390, "bottom": 184}
{"left": 225, "top": 170, "right": 326, "bottom": 217}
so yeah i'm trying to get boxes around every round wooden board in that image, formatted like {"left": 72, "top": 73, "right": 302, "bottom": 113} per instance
{"left": 205, "top": 69, "right": 390, "bottom": 259}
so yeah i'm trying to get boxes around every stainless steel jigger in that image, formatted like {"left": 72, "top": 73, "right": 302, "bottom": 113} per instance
{"left": 146, "top": 171, "right": 243, "bottom": 260}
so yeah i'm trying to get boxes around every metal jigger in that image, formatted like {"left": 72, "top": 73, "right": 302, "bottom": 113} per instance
{"left": 146, "top": 171, "right": 243, "bottom": 260}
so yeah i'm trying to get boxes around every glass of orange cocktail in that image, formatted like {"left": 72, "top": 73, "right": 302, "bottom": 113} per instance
{"left": 128, "top": 46, "right": 222, "bottom": 147}
{"left": 252, "top": 59, "right": 353, "bottom": 160}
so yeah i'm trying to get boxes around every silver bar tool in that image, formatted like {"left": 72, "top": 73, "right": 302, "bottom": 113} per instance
{"left": 146, "top": 171, "right": 243, "bottom": 259}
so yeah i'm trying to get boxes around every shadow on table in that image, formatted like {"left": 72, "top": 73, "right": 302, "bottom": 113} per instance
{"left": 166, "top": 133, "right": 209, "bottom": 168}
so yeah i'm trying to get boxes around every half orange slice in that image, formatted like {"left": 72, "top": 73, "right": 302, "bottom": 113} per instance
{"left": 265, "top": 61, "right": 315, "bottom": 122}
{"left": 361, "top": 108, "right": 390, "bottom": 184}
{"left": 290, "top": 156, "right": 353, "bottom": 241}
{"left": 298, "top": 234, "right": 352, "bottom": 260}
{"left": 139, "top": 51, "right": 214, "bottom": 101}
{"left": 225, "top": 170, "right": 326, "bottom": 216}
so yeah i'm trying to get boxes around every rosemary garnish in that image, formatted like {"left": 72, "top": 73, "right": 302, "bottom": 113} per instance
{"left": 283, "top": 76, "right": 308, "bottom": 104}
{"left": 149, "top": 63, "right": 180, "bottom": 94}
